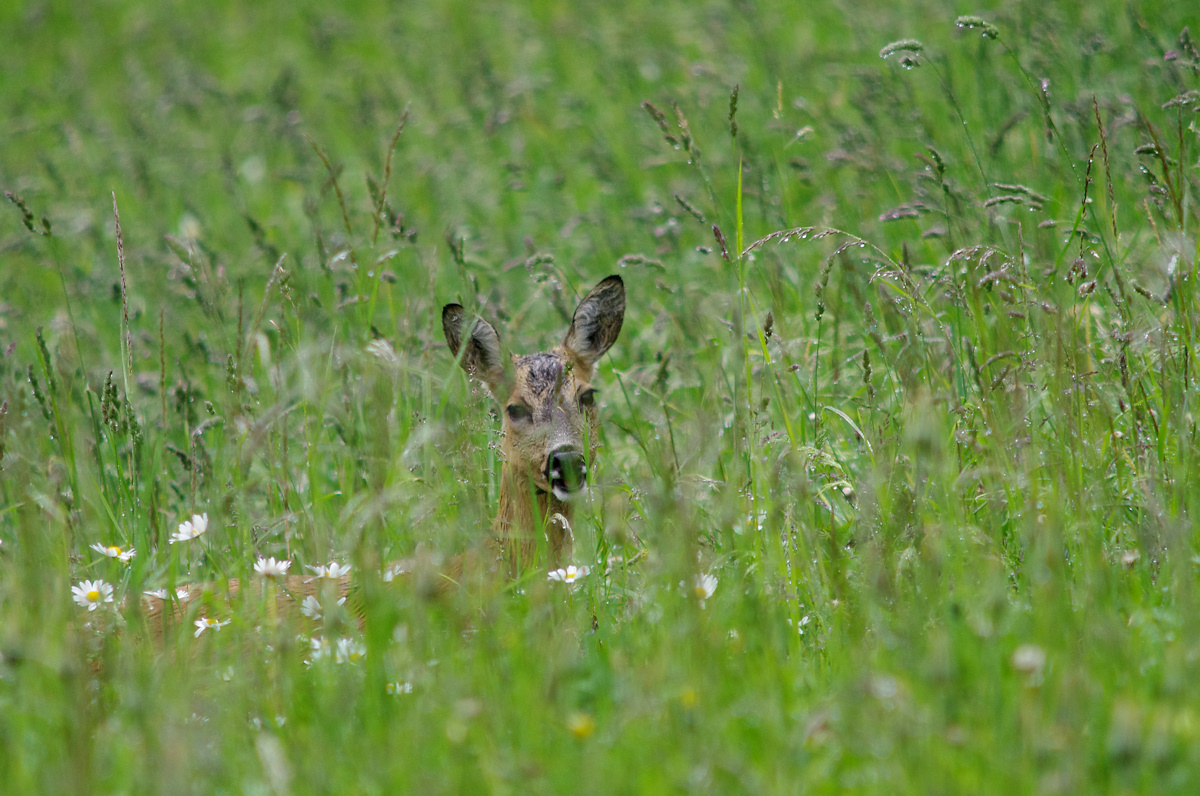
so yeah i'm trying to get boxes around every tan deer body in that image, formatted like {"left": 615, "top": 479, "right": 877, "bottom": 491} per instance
{"left": 139, "top": 275, "right": 624, "bottom": 637}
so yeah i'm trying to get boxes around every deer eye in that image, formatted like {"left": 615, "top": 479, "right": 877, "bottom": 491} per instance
{"left": 579, "top": 388, "right": 597, "bottom": 408}
{"left": 506, "top": 404, "right": 533, "bottom": 423}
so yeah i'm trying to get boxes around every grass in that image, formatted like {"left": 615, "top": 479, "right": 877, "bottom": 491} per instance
{"left": 1, "top": 0, "right": 1199, "bottom": 792}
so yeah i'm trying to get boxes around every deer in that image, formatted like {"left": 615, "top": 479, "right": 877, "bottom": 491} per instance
{"left": 442, "top": 273, "right": 625, "bottom": 572}
{"left": 134, "top": 274, "right": 625, "bottom": 640}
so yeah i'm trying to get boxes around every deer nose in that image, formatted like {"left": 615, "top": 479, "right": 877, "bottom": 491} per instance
{"left": 546, "top": 448, "right": 587, "bottom": 499}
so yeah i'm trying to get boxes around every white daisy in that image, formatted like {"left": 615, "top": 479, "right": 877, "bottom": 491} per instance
{"left": 72, "top": 579, "right": 114, "bottom": 611}
{"left": 335, "top": 637, "right": 367, "bottom": 664}
{"left": 307, "top": 636, "right": 331, "bottom": 664}
{"left": 170, "top": 513, "right": 209, "bottom": 544}
{"left": 90, "top": 543, "right": 136, "bottom": 562}
{"left": 301, "top": 593, "right": 348, "bottom": 620}
{"left": 694, "top": 573, "right": 718, "bottom": 605}
{"left": 253, "top": 556, "right": 292, "bottom": 578}
{"left": 193, "top": 616, "right": 230, "bottom": 637}
{"left": 300, "top": 595, "right": 322, "bottom": 619}
{"left": 308, "top": 561, "right": 352, "bottom": 580}
{"left": 547, "top": 565, "right": 590, "bottom": 586}
{"left": 386, "top": 681, "right": 414, "bottom": 695}
{"left": 1011, "top": 644, "right": 1047, "bottom": 677}
{"left": 382, "top": 562, "right": 408, "bottom": 582}
{"left": 144, "top": 587, "right": 192, "bottom": 602}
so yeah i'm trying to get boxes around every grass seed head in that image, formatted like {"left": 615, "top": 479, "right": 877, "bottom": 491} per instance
{"left": 954, "top": 16, "right": 998, "bottom": 39}
{"left": 879, "top": 39, "right": 924, "bottom": 59}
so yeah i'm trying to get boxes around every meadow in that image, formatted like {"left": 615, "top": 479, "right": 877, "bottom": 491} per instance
{"left": 1, "top": 0, "right": 1198, "bottom": 792}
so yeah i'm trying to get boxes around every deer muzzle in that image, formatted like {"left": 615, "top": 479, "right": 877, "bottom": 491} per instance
{"left": 546, "top": 447, "right": 587, "bottom": 500}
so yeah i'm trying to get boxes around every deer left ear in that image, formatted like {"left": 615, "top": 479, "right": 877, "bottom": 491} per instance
{"left": 562, "top": 275, "right": 625, "bottom": 370}
{"left": 442, "top": 303, "right": 509, "bottom": 394}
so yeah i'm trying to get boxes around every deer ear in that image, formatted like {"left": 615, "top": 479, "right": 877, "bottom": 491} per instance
{"left": 442, "top": 304, "right": 508, "bottom": 393}
{"left": 562, "top": 275, "right": 625, "bottom": 370}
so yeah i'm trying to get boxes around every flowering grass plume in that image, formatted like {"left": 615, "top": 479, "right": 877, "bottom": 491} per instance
{"left": 879, "top": 39, "right": 924, "bottom": 59}
{"left": 91, "top": 543, "right": 136, "bottom": 562}
{"left": 72, "top": 579, "right": 114, "bottom": 611}
{"left": 955, "top": 15, "right": 999, "bottom": 39}
{"left": 169, "top": 513, "right": 209, "bottom": 544}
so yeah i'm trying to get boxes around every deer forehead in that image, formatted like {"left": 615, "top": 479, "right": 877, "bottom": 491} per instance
{"left": 508, "top": 353, "right": 589, "bottom": 405}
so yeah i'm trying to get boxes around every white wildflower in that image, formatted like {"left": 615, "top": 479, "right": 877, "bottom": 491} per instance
{"left": 253, "top": 556, "right": 292, "bottom": 579}
{"left": 143, "top": 588, "right": 190, "bottom": 602}
{"left": 170, "top": 513, "right": 209, "bottom": 544}
{"left": 335, "top": 637, "right": 367, "bottom": 664}
{"left": 306, "top": 636, "right": 331, "bottom": 665}
{"left": 547, "top": 565, "right": 590, "bottom": 587}
{"left": 90, "top": 543, "right": 136, "bottom": 562}
{"left": 72, "top": 579, "right": 114, "bottom": 611}
{"left": 308, "top": 561, "right": 352, "bottom": 580}
{"left": 694, "top": 573, "right": 718, "bottom": 604}
{"left": 194, "top": 616, "right": 230, "bottom": 637}
{"left": 386, "top": 681, "right": 414, "bottom": 695}
{"left": 300, "top": 595, "right": 322, "bottom": 620}
{"left": 1011, "top": 644, "right": 1047, "bottom": 683}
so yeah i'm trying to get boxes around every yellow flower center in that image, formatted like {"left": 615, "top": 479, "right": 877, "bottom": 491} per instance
{"left": 567, "top": 711, "right": 596, "bottom": 739}
{"left": 108, "top": 547, "right": 121, "bottom": 556}
{"left": 86, "top": 589, "right": 100, "bottom": 602}
{"left": 695, "top": 586, "right": 708, "bottom": 598}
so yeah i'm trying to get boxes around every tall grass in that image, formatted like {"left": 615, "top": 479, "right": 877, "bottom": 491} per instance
{"left": 0, "top": 0, "right": 1198, "bottom": 792}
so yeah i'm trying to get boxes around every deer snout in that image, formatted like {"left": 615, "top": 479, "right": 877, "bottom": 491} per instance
{"left": 546, "top": 447, "right": 587, "bottom": 500}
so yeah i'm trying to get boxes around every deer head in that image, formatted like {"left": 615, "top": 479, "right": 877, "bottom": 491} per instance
{"left": 442, "top": 275, "right": 625, "bottom": 569}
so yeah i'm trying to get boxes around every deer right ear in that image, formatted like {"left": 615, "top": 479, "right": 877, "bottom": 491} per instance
{"left": 442, "top": 304, "right": 508, "bottom": 394}
{"left": 562, "top": 275, "right": 625, "bottom": 371}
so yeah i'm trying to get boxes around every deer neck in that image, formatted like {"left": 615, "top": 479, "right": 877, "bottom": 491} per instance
{"left": 494, "top": 465, "right": 572, "bottom": 568}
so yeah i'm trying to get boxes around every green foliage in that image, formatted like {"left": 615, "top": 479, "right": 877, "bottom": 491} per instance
{"left": 1, "top": 0, "right": 1198, "bottom": 792}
